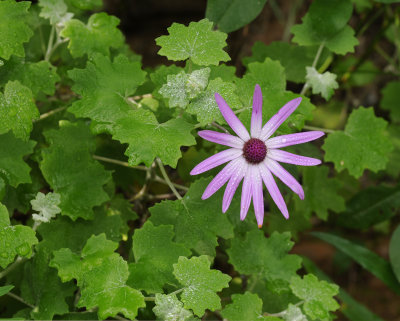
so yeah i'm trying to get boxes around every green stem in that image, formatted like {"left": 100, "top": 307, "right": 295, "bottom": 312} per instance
{"left": 144, "top": 296, "right": 155, "bottom": 301}
{"left": 300, "top": 42, "right": 325, "bottom": 95}
{"left": 264, "top": 300, "right": 304, "bottom": 317}
{"left": 92, "top": 155, "right": 149, "bottom": 171}
{"left": 44, "top": 25, "right": 55, "bottom": 61}
{"left": 169, "top": 288, "right": 184, "bottom": 296}
{"left": 153, "top": 176, "right": 188, "bottom": 191}
{"left": 303, "top": 125, "right": 335, "bottom": 134}
{"left": 375, "top": 44, "right": 399, "bottom": 71}
{"left": 34, "top": 106, "right": 68, "bottom": 123}
{"left": 7, "top": 292, "right": 35, "bottom": 309}
{"left": 0, "top": 257, "right": 27, "bottom": 280}
{"left": 156, "top": 158, "right": 182, "bottom": 200}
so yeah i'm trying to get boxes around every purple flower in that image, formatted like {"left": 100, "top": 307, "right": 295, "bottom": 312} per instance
{"left": 190, "top": 84, "right": 324, "bottom": 227}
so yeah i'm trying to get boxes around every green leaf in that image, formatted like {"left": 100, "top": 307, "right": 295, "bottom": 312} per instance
{"left": 38, "top": 0, "right": 73, "bottom": 25}
{"left": 0, "top": 0, "right": 33, "bottom": 59}
{"left": 156, "top": 19, "right": 230, "bottom": 66}
{"left": 50, "top": 234, "right": 146, "bottom": 320}
{"left": 40, "top": 121, "right": 112, "bottom": 220}
{"left": 0, "top": 284, "right": 14, "bottom": 296}
{"left": 31, "top": 192, "right": 61, "bottom": 223}
{"left": 205, "top": 0, "right": 267, "bottom": 33}
{"left": 243, "top": 41, "right": 321, "bottom": 83}
{"left": 312, "top": 232, "right": 400, "bottom": 294}
{"left": 128, "top": 221, "right": 191, "bottom": 293}
{"left": 302, "top": 256, "right": 384, "bottom": 321}
{"left": 381, "top": 81, "right": 400, "bottom": 122}
{"left": 187, "top": 77, "right": 241, "bottom": 125}
{"left": 221, "top": 292, "right": 265, "bottom": 321}
{"left": 227, "top": 230, "right": 302, "bottom": 286}
{"left": 149, "top": 178, "right": 234, "bottom": 256}
{"left": 283, "top": 304, "right": 308, "bottom": 321}
{"left": 0, "top": 132, "right": 36, "bottom": 187}
{"left": 336, "top": 184, "right": 400, "bottom": 229}
{"left": 306, "top": 67, "right": 338, "bottom": 100}
{"left": 0, "top": 58, "right": 60, "bottom": 98}
{"left": 291, "top": 0, "right": 358, "bottom": 55}
{"left": 159, "top": 68, "right": 210, "bottom": 108}
{"left": 173, "top": 256, "right": 231, "bottom": 316}
{"left": 61, "top": 12, "right": 124, "bottom": 57}
{"left": 323, "top": 107, "right": 393, "bottom": 178}
{"left": 295, "top": 166, "right": 345, "bottom": 220}
{"left": 0, "top": 202, "right": 38, "bottom": 268}
{"left": 111, "top": 109, "right": 196, "bottom": 167}
{"left": 153, "top": 293, "right": 198, "bottom": 321}
{"left": 21, "top": 246, "right": 75, "bottom": 320}
{"left": 237, "top": 58, "right": 315, "bottom": 134}
{"left": 290, "top": 274, "right": 339, "bottom": 321}
{"left": 389, "top": 225, "right": 400, "bottom": 283}
{"left": 68, "top": 54, "right": 146, "bottom": 125}
{"left": 0, "top": 81, "right": 39, "bottom": 140}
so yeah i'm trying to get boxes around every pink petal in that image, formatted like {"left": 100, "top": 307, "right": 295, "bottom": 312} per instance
{"left": 215, "top": 93, "right": 250, "bottom": 141}
{"left": 251, "top": 84, "right": 263, "bottom": 138}
{"left": 222, "top": 159, "right": 247, "bottom": 213}
{"left": 240, "top": 166, "right": 253, "bottom": 221}
{"left": 259, "top": 97, "right": 302, "bottom": 140}
{"left": 264, "top": 158, "right": 304, "bottom": 200}
{"left": 190, "top": 148, "right": 242, "bottom": 175}
{"left": 266, "top": 131, "right": 325, "bottom": 149}
{"left": 259, "top": 163, "right": 289, "bottom": 219}
{"left": 202, "top": 159, "right": 239, "bottom": 199}
{"left": 198, "top": 130, "right": 244, "bottom": 149}
{"left": 267, "top": 149, "right": 321, "bottom": 166}
{"left": 252, "top": 166, "right": 264, "bottom": 227}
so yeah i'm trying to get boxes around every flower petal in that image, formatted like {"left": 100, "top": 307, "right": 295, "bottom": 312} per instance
{"left": 202, "top": 159, "right": 239, "bottom": 199}
{"left": 190, "top": 148, "right": 242, "bottom": 175}
{"left": 260, "top": 97, "right": 302, "bottom": 140}
{"left": 240, "top": 166, "right": 253, "bottom": 220}
{"left": 198, "top": 130, "right": 244, "bottom": 149}
{"left": 251, "top": 84, "right": 263, "bottom": 138}
{"left": 259, "top": 163, "right": 289, "bottom": 219}
{"left": 222, "top": 159, "right": 247, "bottom": 213}
{"left": 266, "top": 131, "right": 325, "bottom": 149}
{"left": 252, "top": 166, "right": 264, "bottom": 227}
{"left": 267, "top": 149, "right": 321, "bottom": 166}
{"left": 264, "top": 158, "right": 304, "bottom": 200}
{"left": 215, "top": 93, "right": 250, "bottom": 141}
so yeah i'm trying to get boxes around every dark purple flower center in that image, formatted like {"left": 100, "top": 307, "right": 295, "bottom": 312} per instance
{"left": 243, "top": 138, "right": 267, "bottom": 164}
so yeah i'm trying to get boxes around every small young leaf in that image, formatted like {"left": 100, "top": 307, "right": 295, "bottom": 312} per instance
{"left": 306, "top": 67, "right": 339, "bottom": 100}
{"left": 227, "top": 230, "right": 302, "bottom": 286}
{"left": 153, "top": 293, "right": 198, "bottom": 321}
{"left": 0, "top": 0, "right": 33, "bottom": 59}
{"left": 31, "top": 192, "right": 61, "bottom": 223}
{"left": 313, "top": 232, "right": 400, "bottom": 294}
{"left": 0, "top": 202, "right": 38, "bottom": 268}
{"left": 206, "top": 0, "right": 267, "bottom": 33}
{"left": 173, "top": 256, "right": 231, "bottom": 316}
{"left": 221, "top": 292, "right": 264, "bottom": 321}
{"left": 323, "top": 107, "right": 393, "bottom": 178}
{"left": 156, "top": 19, "right": 230, "bottom": 66}
{"left": 128, "top": 221, "right": 191, "bottom": 293}
{"left": 61, "top": 12, "right": 124, "bottom": 57}
{"left": 290, "top": 274, "right": 339, "bottom": 321}
{"left": 38, "top": 0, "right": 73, "bottom": 25}
{"left": 0, "top": 81, "right": 39, "bottom": 140}
{"left": 149, "top": 178, "right": 234, "bottom": 256}
{"left": 283, "top": 304, "right": 308, "bottom": 321}
{"left": 50, "top": 234, "right": 145, "bottom": 320}
{"left": 389, "top": 225, "right": 400, "bottom": 283}
{"left": 0, "top": 285, "right": 14, "bottom": 296}
{"left": 295, "top": 166, "right": 345, "bottom": 220}
{"left": 0, "top": 132, "right": 36, "bottom": 187}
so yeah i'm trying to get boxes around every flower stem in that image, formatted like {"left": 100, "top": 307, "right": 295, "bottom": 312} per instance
{"left": 7, "top": 292, "right": 35, "bottom": 309}
{"left": 156, "top": 158, "right": 182, "bottom": 200}
{"left": 303, "top": 125, "right": 335, "bottom": 134}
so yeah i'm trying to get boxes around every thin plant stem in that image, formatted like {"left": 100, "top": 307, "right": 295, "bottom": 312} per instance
{"left": 153, "top": 176, "right": 188, "bottom": 191}
{"left": 300, "top": 42, "right": 325, "bottom": 95}
{"left": 156, "top": 158, "right": 182, "bottom": 200}
{"left": 7, "top": 292, "right": 35, "bottom": 309}
{"left": 0, "top": 257, "right": 26, "bottom": 280}
{"left": 44, "top": 25, "right": 55, "bottom": 61}
{"left": 169, "top": 288, "right": 184, "bottom": 296}
{"left": 92, "top": 155, "right": 149, "bottom": 171}
{"left": 144, "top": 296, "right": 155, "bottom": 301}
{"left": 211, "top": 122, "right": 229, "bottom": 134}
{"left": 34, "top": 106, "right": 68, "bottom": 123}
{"left": 247, "top": 273, "right": 260, "bottom": 293}
{"left": 303, "top": 125, "right": 335, "bottom": 134}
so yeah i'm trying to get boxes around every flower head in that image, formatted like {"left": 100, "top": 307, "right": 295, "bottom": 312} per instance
{"left": 190, "top": 84, "right": 324, "bottom": 227}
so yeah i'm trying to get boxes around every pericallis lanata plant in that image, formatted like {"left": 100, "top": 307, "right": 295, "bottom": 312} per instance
{"left": 0, "top": 0, "right": 399, "bottom": 320}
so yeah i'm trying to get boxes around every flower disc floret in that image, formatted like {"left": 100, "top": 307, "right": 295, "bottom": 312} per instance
{"left": 243, "top": 138, "right": 267, "bottom": 164}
